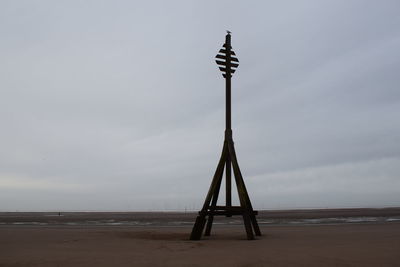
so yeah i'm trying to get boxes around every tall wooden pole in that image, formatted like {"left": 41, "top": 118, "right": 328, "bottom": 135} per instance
{"left": 225, "top": 33, "right": 232, "bottom": 210}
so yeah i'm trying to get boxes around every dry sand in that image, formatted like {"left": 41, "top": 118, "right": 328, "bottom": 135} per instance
{"left": 1, "top": 223, "right": 400, "bottom": 267}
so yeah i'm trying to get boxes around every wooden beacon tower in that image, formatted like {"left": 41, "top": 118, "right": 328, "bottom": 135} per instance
{"left": 190, "top": 32, "right": 261, "bottom": 240}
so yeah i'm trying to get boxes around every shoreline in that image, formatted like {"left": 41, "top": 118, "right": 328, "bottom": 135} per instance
{"left": 1, "top": 207, "right": 400, "bottom": 227}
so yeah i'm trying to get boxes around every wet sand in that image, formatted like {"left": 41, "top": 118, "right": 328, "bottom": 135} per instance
{"left": 1, "top": 223, "right": 400, "bottom": 267}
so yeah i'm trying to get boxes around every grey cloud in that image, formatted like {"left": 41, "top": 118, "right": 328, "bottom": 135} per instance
{"left": 0, "top": 0, "right": 399, "bottom": 211}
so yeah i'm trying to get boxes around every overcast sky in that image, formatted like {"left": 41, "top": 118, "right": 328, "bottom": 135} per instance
{"left": 1, "top": 0, "right": 399, "bottom": 211}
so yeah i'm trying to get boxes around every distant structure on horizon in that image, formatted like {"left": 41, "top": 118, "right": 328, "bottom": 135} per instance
{"left": 190, "top": 32, "right": 261, "bottom": 240}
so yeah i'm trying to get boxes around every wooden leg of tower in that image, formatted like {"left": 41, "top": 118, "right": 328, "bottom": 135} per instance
{"left": 236, "top": 172, "right": 255, "bottom": 240}
{"left": 233, "top": 159, "right": 261, "bottom": 236}
{"left": 242, "top": 212, "right": 255, "bottom": 240}
{"left": 190, "top": 143, "right": 227, "bottom": 240}
{"left": 204, "top": 215, "right": 214, "bottom": 236}
{"left": 250, "top": 214, "right": 262, "bottom": 236}
{"left": 205, "top": 179, "right": 223, "bottom": 236}
{"left": 225, "top": 155, "right": 232, "bottom": 217}
{"left": 205, "top": 143, "right": 227, "bottom": 236}
{"left": 225, "top": 141, "right": 232, "bottom": 211}
{"left": 200, "top": 143, "right": 227, "bottom": 211}
{"left": 237, "top": 174, "right": 261, "bottom": 236}
{"left": 228, "top": 140, "right": 258, "bottom": 240}
{"left": 204, "top": 183, "right": 221, "bottom": 236}
{"left": 190, "top": 215, "right": 207, "bottom": 240}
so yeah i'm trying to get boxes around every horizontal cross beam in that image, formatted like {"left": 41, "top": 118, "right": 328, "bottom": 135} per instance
{"left": 200, "top": 210, "right": 258, "bottom": 216}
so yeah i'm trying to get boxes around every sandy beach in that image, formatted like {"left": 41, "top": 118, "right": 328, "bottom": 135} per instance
{"left": 1, "top": 222, "right": 400, "bottom": 267}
